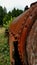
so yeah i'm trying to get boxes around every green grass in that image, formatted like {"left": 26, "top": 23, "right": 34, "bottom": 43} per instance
{"left": 0, "top": 27, "right": 10, "bottom": 65}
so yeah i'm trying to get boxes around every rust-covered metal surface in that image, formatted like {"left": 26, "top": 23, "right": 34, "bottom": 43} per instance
{"left": 9, "top": 2, "right": 37, "bottom": 65}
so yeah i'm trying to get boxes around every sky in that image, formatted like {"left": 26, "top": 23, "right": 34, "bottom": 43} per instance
{"left": 0, "top": 0, "right": 37, "bottom": 12}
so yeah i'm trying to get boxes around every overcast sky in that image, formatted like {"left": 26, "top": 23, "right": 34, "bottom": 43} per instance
{"left": 0, "top": 0, "right": 37, "bottom": 12}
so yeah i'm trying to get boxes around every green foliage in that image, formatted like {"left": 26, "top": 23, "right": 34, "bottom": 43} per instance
{"left": 0, "top": 6, "right": 7, "bottom": 26}
{"left": 3, "top": 17, "right": 15, "bottom": 28}
{"left": 0, "top": 6, "right": 4, "bottom": 26}
{"left": 12, "top": 8, "right": 23, "bottom": 17}
{"left": 0, "top": 29, "right": 10, "bottom": 65}
{"left": 0, "top": 5, "right": 29, "bottom": 27}
{"left": 0, "top": 6, "right": 23, "bottom": 27}
{"left": 3, "top": 7, "right": 7, "bottom": 15}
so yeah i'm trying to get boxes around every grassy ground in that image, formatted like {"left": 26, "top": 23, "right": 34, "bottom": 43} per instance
{"left": 0, "top": 27, "right": 10, "bottom": 65}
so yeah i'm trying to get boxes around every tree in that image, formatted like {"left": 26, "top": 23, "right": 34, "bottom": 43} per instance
{"left": 7, "top": 11, "right": 12, "bottom": 20}
{"left": 3, "top": 7, "right": 7, "bottom": 16}
{"left": 16, "top": 9, "right": 23, "bottom": 16}
{"left": 12, "top": 8, "right": 23, "bottom": 17}
{"left": 0, "top": 6, "right": 4, "bottom": 26}
{"left": 12, "top": 8, "right": 17, "bottom": 17}
{"left": 0, "top": 6, "right": 7, "bottom": 26}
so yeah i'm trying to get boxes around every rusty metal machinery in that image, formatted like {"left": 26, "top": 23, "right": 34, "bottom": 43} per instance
{"left": 9, "top": 2, "right": 37, "bottom": 65}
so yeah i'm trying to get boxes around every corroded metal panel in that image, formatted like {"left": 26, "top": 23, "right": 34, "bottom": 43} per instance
{"left": 9, "top": 2, "right": 37, "bottom": 65}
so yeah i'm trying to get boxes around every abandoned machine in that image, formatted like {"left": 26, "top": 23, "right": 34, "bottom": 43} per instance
{"left": 9, "top": 2, "right": 37, "bottom": 65}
